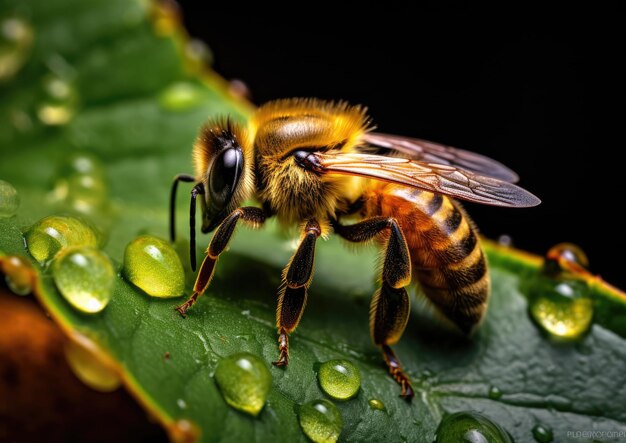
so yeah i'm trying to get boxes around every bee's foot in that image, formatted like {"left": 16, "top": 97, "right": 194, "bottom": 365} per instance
{"left": 272, "top": 331, "right": 289, "bottom": 367}
{"left": 175, "top": 292, "right": 199, "bottom": 318}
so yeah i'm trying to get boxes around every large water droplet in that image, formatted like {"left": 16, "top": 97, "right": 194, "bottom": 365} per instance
{"left": 214, "top": 352, "right": 271, "bottom": 417}
{"left": 0, "top": 179, "right": 20, "bottom": 218}
{"left": 1, "top": 255, "right": 32, "bottom": 295}
{"left": 51, "top": 153, "right": 108, "bottom": 215}
{"left": 159, "top": 81, "right": 203, "bottom": 111}
{"left": 368, "top": 398, "right": 386, "bottom": 411}
{"left": 545, "top": 243, "right": 589, "bottom": 276}
{"left": 52, "top": 246, "right": 114, "bottom": 313}
{"left": 122, "top": 235, "right": 185, "bottom": 298}
{"left": 529, "top": 279, "right": 593, "bottom": 340}
{"left": 64, "top": 337, "right": 121, "bottom": 392}
{"left": 25, "top": 215, "right": 99, "bottom": 265}
{"left": 435, "top": 411, "right": 513, "bottom": 443}
{"left": 532, "top": 424, "right": 553, "bottom": 443}
{"left": 0, "top": 15, "right": 34, "bottom": 82}
{"left": 298, "top": 399, "right": 343, "bottom": 443}
{"left": 318, "top": 359, "right": 361, "bottom": 400}
{"left": 37, "top": 73, "right": 78, "bottom": 126}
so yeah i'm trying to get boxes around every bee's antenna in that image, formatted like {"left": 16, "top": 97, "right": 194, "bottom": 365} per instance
{"left": 169, "top": 174, "right": 196, "bottom": 251}
{"left": 189, "top": 183, "right": 205, "bottom": 272}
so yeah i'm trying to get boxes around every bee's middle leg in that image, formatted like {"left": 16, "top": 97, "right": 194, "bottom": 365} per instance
{"left": 175, "top": 207, "right": 266, "bottom": 317}
{"left": 334, "top": 217, "right": 414, "bottom": 400}
{"left": 273, "top": 219, "right": 321, "bottom": 367}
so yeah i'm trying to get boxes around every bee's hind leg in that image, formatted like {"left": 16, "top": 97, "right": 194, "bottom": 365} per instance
{"left": 273, "top": 220, "right": 321, "bottom": 367}
{"left": 334, "top": 217, "right": 414, "bottom": 400}
{"left": 175, "top": 207, "right": 266, "bottom": 317}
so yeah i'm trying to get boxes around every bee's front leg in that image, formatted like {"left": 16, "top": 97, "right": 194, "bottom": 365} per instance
{"left": 175, "top": 207, "right": 266, "bottom": 317}
{"left": 273, "top": 219, "right": 321, "bottom": 367}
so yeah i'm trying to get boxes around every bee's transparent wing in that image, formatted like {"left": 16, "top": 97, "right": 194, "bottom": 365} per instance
{"left": 361, "top": 132, "right": 519, "bottom": 183}
{"left": 316, "top": 152, "right": 540, "bottom": 208}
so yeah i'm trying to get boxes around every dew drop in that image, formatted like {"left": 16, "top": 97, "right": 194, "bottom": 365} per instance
{"left": 545, "top": 243, "right": 589, "bottom": 276}
{"left": 64, "top": 337, "right": 121, "bottom": 392}
{"left": 532, "top": 424, "right": 553, "bottom": 443}
{"left": 529, "top": 279, "right": 593, "bottom": 340}
{"left": 214, "top": 352, "right": 271, "bottom": 417}
{"left": 122, "top": 235, "right": 185, "bottom": 298}
{"left": 0, "top": 179, "right": 19, "bottom": 218}
{"left": 185, "top": 38, "right": 213, "bottom": 68}
{"left": 368, "top": 398, "right": 386, "bottom": 411}
{"left": 52, "top": 246, "right": 114, "bottom": 313}
{"left": 488, "top": 385, "right": 503, "bottom": 400}
{"left": 37, "top": 73, "right": 78, "bottom": 126}
{"left": 177, "top": 398, "right": 187, "bottom": 410}
{"left": 25, "top": 215, "right": 99, "bottom": 265}
{"left": 1, "top": 255, "right": 32, "bottom": 295}
{"left": 0, "top": 15, "right": 34, "bottom": 82}
{"left": 318, "top": 359, "right": 361, "bottom": 400}
{"left": 435, "top": 411, "right": 513, "bottom": 443}
{"left": 51, "top": 153, "right": 108, "bottom": 214}
{"left": 298, "top": 399, "right": 343, "bottom": 443}
{"left": 159, "top": 81, "right": 203, "bottom": 111}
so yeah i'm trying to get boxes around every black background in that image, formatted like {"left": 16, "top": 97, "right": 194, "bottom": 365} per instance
{"left": 177, "top": 3, "right": 625, "bottom": 289}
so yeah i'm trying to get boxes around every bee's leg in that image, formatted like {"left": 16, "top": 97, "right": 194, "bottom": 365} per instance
{"left": 334, "top": 217, "right": 414, "bottom": 400}
{"left": 169, "top": 173, "right": 196, "bottom": 242}
{"left": 175, "top": 207, "right": 266, "bottom": 317}
{"left": 273, "top": 220, "right": 321, "bottom": 367}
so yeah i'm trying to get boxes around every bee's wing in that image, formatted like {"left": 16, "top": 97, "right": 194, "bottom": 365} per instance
{"left": 316, "top": 152, "right": 540, "bottom": 208}
{"left": 361, "top": 132, "right": 519, "bottom": 183}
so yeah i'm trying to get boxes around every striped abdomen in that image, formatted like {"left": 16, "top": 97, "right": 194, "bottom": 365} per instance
{"left": 362, "top": 182, "right": 490, "bottom": 333}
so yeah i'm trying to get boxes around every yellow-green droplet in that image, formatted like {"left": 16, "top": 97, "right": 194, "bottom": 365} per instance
{"left": 1, "top": 255, "right": 32, "bottom": 295}
{"left": 64, "top": 338, "right": 121, "bottom": 392}
{"left": 436, "top": 411, "right": 513, "bottom": 443}
{"left": 37, "top": 73, "right": 78, "bottom": 125}
{"left": 488, "top": 386, "right": 503, "bottom": 400}
{"left": 24, "top": 215, "right": 98, "bottom": 264}
{"left": 0, "top": 179, "right": 19, "bottom": 218}
{"left": 529, "top": 280, "right": 593, "bottom": 340}
{"left": 184, "top": 38, "right": 213, "bottom": 70}
{"left": 159, "top": 81, "right": 203, "bottom": 111}
{"left": 532, "top": 424, "right": 553, "bottom": 443}
{"left": 51, "top": 153, "right": 108, "bottom": 214}
{"left": 214, "top": 352, "right": 271, "bottom": 417}
{"left": 52, "top": 246, "right": 114, "bottom": 313}
{"left": 318, "top": 359, "right": 361, "bottom": 400}
{"left": 368, "top": 398, "right": 386, "bottom": 411}
{"left": 123, "top": 235, "right": 185, "bottom": 298}
{"left": 0, "top": 15, "right": 34, "bottom": 82}
{"left": 298, "top": 399, "right": 343, "bottom": 443}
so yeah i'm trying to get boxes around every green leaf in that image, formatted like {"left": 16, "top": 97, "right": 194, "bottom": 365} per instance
{"left": 1, "top": 1, "right": 625, "bottom": 442}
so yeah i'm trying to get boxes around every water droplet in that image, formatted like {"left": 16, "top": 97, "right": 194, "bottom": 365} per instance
{"left": 298, "top": 399, "right": 343, "bottom": 443}
{"left": 488, "top": 386, "right": 503, "bottom": 400}
{"left": 159, "top": 81, "right": 203, "bottom": 111}
{"left": 37, "top": 73, "right": 79, "bottom": 126}
{"left": 545, "top": 243, "right": 590, "bottom": 276}
{"left": 436, "top": 411, "right": 513, "bottom": 443}
{"left": 0, "top": 15, "right": 34, "bottom": 82}
{"left": 184, "top": 38, "right": 213, "bottom": 68}
{"left": 498, "top": 234, "right": 513, "bottom": 247}
{"left": 51, "top": 153, "right": 108, "bottom": 214}
{"left": 64, "top": 337, "right": 121, "bottom": 392}
{"left": 52, "top": 246, "right": 114, "bottom": 313}
{"left": 0, "top": 179, "right": 19, "bottom": 218}
{"left": 177, "top": 398, "right": 187, "bottom": 410}
{"left": 529, "top": 279, "right": 593, "bottom": 340}
{"left": 228, "top": 79, "right": 251, "bottom": 100}
{"left": 25, "top": 215, "right": 99, "bottom": 265}
{"left": 214, "top": 352, "right": 271, "bottom": 417}
{"left": 122, "top": 235, "right": 185, "bottom": 298}
{"left": 318, "top": 359, "right": 361, "bottom": 400}
{"left": 368, "top": 398, "right": 386, "bottom": 411}
{"left": 1, "top": 255, "right": 32, "bottom": 295}
{"left": 532, "top": 424, "right": 553, "bottom": 443}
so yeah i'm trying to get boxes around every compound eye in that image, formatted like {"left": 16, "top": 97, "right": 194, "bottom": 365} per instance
{"left": 208, "top": 148, "right": 243, "bottom": 207}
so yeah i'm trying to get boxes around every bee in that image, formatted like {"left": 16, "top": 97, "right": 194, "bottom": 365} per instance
{"left": 170, "top": 98, "right": 540, "bottom": 399}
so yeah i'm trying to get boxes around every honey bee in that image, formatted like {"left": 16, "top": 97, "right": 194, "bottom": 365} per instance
{"left": 170, "top": 98, "right": 540, "bottom": 399}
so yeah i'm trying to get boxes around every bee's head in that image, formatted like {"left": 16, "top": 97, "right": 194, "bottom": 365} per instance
{"left": 193, "top": 119, "right": 253, "bottom": 232}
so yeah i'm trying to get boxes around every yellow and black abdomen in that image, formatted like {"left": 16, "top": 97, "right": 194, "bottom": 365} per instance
{"left": 362, "top": 182, "right": 490, "bottom": 334}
